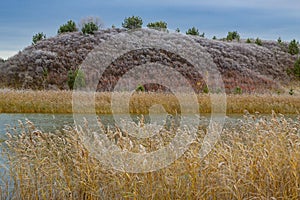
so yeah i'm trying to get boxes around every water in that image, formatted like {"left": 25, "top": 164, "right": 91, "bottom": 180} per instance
{"left": 0, "top": 113, "right": 175, "bottom": 136}
{"left": 1, "top": 113, "right": 298, "bottom": 138}
{"left": 0, "top": 113, "right": 231, "bottom": 136}
{"left": 0, "top": 113, "right": 75, "bottom": 136}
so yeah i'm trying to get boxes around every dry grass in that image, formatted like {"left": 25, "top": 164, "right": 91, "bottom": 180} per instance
{"left": 0, "top": 113, "right": 300, "bottom": 199}
{"left": 227, "top": 94, "right": 300, "bottom": 114}
{"left": 0, "top": 89, "right": 73, "bottom": 113}
{"left": 0, "top": 89, "right": 300, "bottom": 114}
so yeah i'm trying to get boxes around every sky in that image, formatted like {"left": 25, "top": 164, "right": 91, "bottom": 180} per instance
{"left": 0, "top": 0, "right": 299, "bottom": 59}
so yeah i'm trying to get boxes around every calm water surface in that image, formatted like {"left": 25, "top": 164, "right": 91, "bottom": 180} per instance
{"left": 1, "top": 113, "right": 298, "bottom": 137}
{"left": 0, "top": 113, "right": 240, "bottom": 136}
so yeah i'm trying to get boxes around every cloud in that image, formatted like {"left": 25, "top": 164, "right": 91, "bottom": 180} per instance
{"left": 113, "top": 0, "right": 300, "bottom": 12}
{"left": 0, "top": 51, "right": 18, "bottom": 60}
{"left": 182, "top": 0, "right": 300, "bottom": 10}
{"left": 104, "top": 0, "right": 300, "bottom": 21}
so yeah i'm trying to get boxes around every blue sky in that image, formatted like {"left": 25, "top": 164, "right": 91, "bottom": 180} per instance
{"left": 0, "top": 0, "right": 299, "bottom": 59}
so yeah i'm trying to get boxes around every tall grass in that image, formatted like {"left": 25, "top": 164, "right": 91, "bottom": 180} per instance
{"left": 0, "top": 89, "right": 73, "bottom": 113}
{"left": 0, "top": 113, "right": 300, "bottom": 199}
{"left": 0, "top": 89, "right": 300, "bottom": 114}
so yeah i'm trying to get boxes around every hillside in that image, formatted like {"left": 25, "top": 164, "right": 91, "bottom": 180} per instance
{"left": 0, "top": 28, "right": 298, "bottom": 93}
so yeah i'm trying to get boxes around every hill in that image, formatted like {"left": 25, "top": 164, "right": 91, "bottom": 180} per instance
{"left": 0, "top": 28, "right": 298, "bottom": 93}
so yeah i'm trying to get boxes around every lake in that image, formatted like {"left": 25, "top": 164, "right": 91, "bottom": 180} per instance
{"left": 1, "top": 113, "right": 299, "bottom": 137}
{"left": 0, "top": 113, "right": 75, "bottom": 136}
{"left": 0, "top": 113, "right": 239, "bottom": 137}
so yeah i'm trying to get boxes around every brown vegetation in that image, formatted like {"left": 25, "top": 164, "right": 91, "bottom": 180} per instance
{"left": 1, "top": 113, "right": 299, "bottom": 199}
{"left": 0, "top": 90, "right": 299, "bottom": 114}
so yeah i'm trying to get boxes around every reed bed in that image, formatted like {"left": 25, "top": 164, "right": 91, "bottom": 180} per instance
{"left": 0, "top": 89, "right": 300, "bottom": 114}
{"left": 0, "top": 113, "right": 300, "bottom": 199}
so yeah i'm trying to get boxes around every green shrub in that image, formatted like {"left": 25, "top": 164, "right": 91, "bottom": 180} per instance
{"left": 122, "top": 16, "right": 143, "bottom": 29}
{"left": 202, "top": 86, "right": 209, "bottom": 94}
{"left": 288, "top": 39, "right": 299, "bottom": 55}
{"left": 234, "top": 86, "right": 242, "bottom": 94}
{"left": 255, "top": 38, "right": 262, "bottom": 46}
{"left": 67, "top": 69, "right": 86, "bottom": 90}
{"left": 43, "top": 68, "right": 48, "bottom": 78}
{"left": 226, "top": 31, "right": 240, "bottom": 41}
{"left": 289, "top": 88, "right": 294, "bottom": 95}
{"left": 276, "top": 90, "right": 281, "bottom": 95}
{"left": 277, "top": 37, "right": 282, "bottom": 44}
{"left": 32, "top": 32, "right": 46, "bottom": 44}
{"left": 147, "top": 21, "right": 167, "bottom": 30}
{"left": 58, "top": 20, "right": 78, "bottom": 34}
{"left": 246, "top": 38, "right": 252, "bottom": 43}
{"left": 136, "top": 84, "right": 145, "bottom": 92}
{"left": 186, "top": 27, "right": 199, "bottom": 36}
{"left": 79, "top": 16, "right": 104, "bottom": 32}
{"left": 0, "top": 58, "right": 4, "bottom": 63}
{"left": 293, "top": 57, "right": 300, "bottom": 79}
{"left": 175, "top": 28, "right": 180, "bottom": 33}
{"left": 212, "top": 36, "right": 217, "bottom": 40}
{"left": 81, "top": 22, "right": 98, "bottom": 35}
